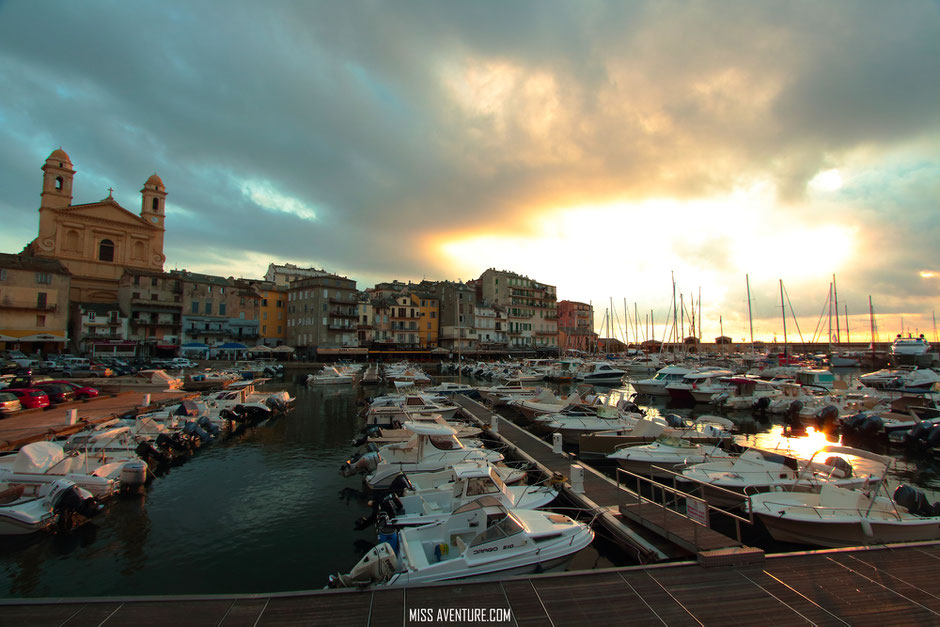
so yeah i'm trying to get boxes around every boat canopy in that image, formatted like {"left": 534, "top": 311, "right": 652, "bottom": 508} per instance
{"left": 403, "top": 421, "right": 458, "bottom": 436}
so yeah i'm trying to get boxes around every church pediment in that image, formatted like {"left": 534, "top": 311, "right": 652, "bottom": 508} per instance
{"left": 59, "top": 200, "right": 159, "bottom": 230}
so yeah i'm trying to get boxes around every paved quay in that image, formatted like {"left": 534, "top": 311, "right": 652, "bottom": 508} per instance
{"left": 0, "top": 391, "right": 193, "bottom": 451}
{"left": 1, "top": 543, "right": 938, "bottom": 625}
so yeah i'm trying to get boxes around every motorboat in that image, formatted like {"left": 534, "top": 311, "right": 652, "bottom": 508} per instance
{"left": 665, "top": 369, "right": 734, "bottom": 404}
{"left": 712, "top": 377, "right": 782, "bottom": 411}
{"left": 889, "top": 334, "right": 939, "bottom": 367}
{"left": 307, "top": 366, "right": 357, "bottom": 385}
{"left": 374, "top": 462, "right": 557, "bottom": 529}
{"left": 0, "top": 441, "right": 126, "bottom": 499}
{"left": 629, "top": 366, "right": 693, "bottom": 396}
{"left": 340, "top": 421, "right": 505, "bottom": 490}
{"left": 477, "top": 380, "right": 543, "bottom": 407}
{"left": 575, "top": 362, "right": 627, "bottom": 385}
{"left": 532, "top": 404, "right": 646, "bottom": 445}
{"left": 363, "top": 394, "right": 459, "bottom": 429}
{"left": 424, "top": 382, "right": 478, "bottom": 398}
{"left": 329, "top": 496, "right": 594, "bottom": 588}
{"left": 607, "top": 416, "right": 737, "bottom": 478}
{"left": 0, "top": 479, "right": 100, "bottom": 536}
{"left": 680, "top": 448, "right": 877, "bottom": 508}
{"left": 749, "top": 445, "right": 940, "bottom": 547}
{"left": 509, "top": 390, "right": 589, "bottom": 422}
{"left": 859, "top": 366, "right": 940, "bottom": 391}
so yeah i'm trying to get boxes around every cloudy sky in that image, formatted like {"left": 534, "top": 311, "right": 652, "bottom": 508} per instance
{"left": 1, "top": 1, "right": 938, "bottom": 343}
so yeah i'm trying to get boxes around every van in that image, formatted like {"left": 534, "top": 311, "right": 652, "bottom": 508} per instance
{"left": 63, "top": 357, "right": 91, "bottom": 368}
{"left": 168, "top": 358, "right": 197, "bottom": 369}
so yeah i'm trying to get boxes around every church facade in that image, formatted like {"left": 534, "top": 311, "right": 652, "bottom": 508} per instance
{"left": 26, "top": 148, "right": 167, "bottom": 303}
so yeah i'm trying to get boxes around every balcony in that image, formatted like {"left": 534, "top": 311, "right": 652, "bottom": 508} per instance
{"left": 0, "top": 300, "right": 58, "bottom": 312}
{"left": 82, "top": 333, "right": 126, "bottom": 341}
{"left": 131, "top": 295, "right": 181, "bottom": 307}
{"left": 329, "top": 310, "right": 358, "bottom": 319}
{"left": 328, "top": 323, "right": 355, "bottom": 331}
{"left": 131, "top": 318, "right": 178, "bottom": 328}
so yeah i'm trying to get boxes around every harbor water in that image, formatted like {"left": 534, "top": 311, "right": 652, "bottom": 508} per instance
{"left": 1, "top": 374, "right": 936, "bottom": 598}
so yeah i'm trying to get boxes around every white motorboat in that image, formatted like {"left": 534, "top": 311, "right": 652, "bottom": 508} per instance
{"left": 329, "top": 496, "right": 594, "bottom": 588}
{"left": 889, "top": 334, "right": 939, "bottom": 367}
{"left": 374, "top": 462, "right": 557, "bottom": 529}
{"left": 363, "top": 394, "right": 459, "bottom": 429}
{"left": 607, "top": 416, "right": 737, "bottom": 478}
{"left": 424, "top": 382, "right": 478, "bottom": 397}
{"left": 680, "top": 448, "right": 877, "bottom": 508}
{"left": 341, "top": 422, "right": 505, "bottom": 490}
{"left": 307, "top": 366, "right": 357, "bottom": 385}
{"left": 859, "top": 366, "right": 940, "bottom": 391}
{"left": 0, "top": 479, "right": 99, "bottom": 536}
{"left": 477, "top": 380, "right": 543, "bottom": 407}
{"left": 0, "top": 441, "right": 125, "bottom": 499}
{"left": 630, "top": 366, "right": 693, "bottom": 396}
{"left": 533, "top": 405, "right": 645, "bottom": 445}
{"left": 575, "top": 362, "right": 627, "bottom": 384}
{"left": 749, "top": 445, "right": 940, "bottom": 547}
{"left": 665, "top": 369, "right": 735, "bottom": 404}
{"left": 713, "top": 377, "right": 782, "bottom": 411}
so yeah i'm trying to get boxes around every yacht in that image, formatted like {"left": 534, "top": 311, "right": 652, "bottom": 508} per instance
{"left": 575, "top": 362, "right": 627, "bottom": 385}
{"left": 859, "top": 366, "right": 940, "bottom": 391}
{"left": 889, "top": 334, "right": 939, "bottom": 367}
{"left": 665, "top": 369, "right": 734, "bottom": 404}
{"left": 329, "top": 496, "right": 593, "bottom": 588}
{"left": 606, "top": 416, "right": 736, "bottom": 478}
{"left": 749, "top": 445, "right": 940, "bottom": 547}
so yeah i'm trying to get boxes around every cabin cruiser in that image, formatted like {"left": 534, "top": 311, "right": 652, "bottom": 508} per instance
{"left": 477, "top": 380, "right": 543, "bottom": 407}
{"left": 307, "top": 366, "right": 357, "bottom": 385}
{"left": 889, "top": 334, "right": 939, "bottom": 367}
{"left": 665, "top": 369, "right": 734, "bottom": 404}
{"left": 629, "top": 366, "right": 693, "bottom": 396}
{"left": 749, "top": 445, "right": 940, "bottom": 547}
{"left": 362, "top": 394, "right": 459, "bottom": 429}
{"left": 509, "top": 390, "right": 593, "bottom": 422}
{"left": 680, "top": 448, "right": 877, "bottom": 508}
{"left": 606, "top": 416, "right": 737, "bottom": 478}
{"left": 859, "top": 366, "right": 940, "bottom": 391}
{"left": 374, "top": 462, "right": 557, "bottom": 529}
{"left": 532, "top": 404, "right": 646, "bottom": 445}
{"left": 329, "top": 496, "right": 593, "bottom": 588}
{"left": 712, "top": 377, "right": 782, "bottom": 411}
{"left": 340, "top": 422, "right": 505, "bottom": 490}
{"left": 0, "top": 479, "right": 100, "bottom": 536}
{"left": 575, "top": 362, "right": 627, "bottom": 384}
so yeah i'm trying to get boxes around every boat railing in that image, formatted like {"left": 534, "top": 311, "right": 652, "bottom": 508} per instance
{"left": 615, "top": 465, "right": 753, "bottom": 549}
{"left": 745, "top": 497, "right": 905, "bottom": 522}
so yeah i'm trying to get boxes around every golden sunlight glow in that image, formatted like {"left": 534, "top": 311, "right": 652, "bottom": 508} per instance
{"left": 808, "top": 169, "right": 843, "bottom": 192}
{"left": 920, "top": 270, "right": 937, "bottom": 279}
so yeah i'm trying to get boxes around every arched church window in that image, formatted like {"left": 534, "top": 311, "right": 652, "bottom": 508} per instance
{"left": 152, "top": 197, "right": 159, "bottom": 211}
{"left": 55, "top": 176, "right": 63, "bottom": 190}
{"left": 98, "top": 239, "right": 115, "bottom": 262}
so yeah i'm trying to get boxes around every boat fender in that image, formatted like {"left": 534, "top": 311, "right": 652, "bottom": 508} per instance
{"left": 860, "top": 518, "right": 874, "bottom": 537}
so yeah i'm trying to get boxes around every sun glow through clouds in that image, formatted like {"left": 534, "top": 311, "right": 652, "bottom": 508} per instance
{"left": 240, "top": 179, "right": 318, "bottom": 221}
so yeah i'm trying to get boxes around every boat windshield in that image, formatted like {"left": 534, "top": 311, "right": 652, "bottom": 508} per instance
{"left": 470, "top": 511, "right": 524, "bottom": 547}
{"left": 428, "top": 435, "right": 462, "bottom": 450}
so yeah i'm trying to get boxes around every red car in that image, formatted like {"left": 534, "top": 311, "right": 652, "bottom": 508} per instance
{"left": 44, "top": 380, "right": 99, "bottom": 400}
{"left": 5, "top": 388, "right": 51, "bottom": 409}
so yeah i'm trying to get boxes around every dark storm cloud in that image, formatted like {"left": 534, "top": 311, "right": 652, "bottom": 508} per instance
{"left": 0, "top": 0, "right": 937, "bottom": 312}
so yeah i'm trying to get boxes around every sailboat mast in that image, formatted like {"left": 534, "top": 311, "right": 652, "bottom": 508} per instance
{"left": 671, "top": 272, "right": 678, "bottom": 350}
{"left": 746, "top": 274, "right": 755, "bottom": 353}
{"left": 624, "top": 298, "right": 629, "bottom": 350}
{"left": 845, "top": 305, "right": 851, "bottom": 344}
{"left": 869, "top": 295, "right": 876, "bottom": 360}
{"left": 833, "top": 274, "right": 840, "bottom": 343}
{"left": 828, "top": 282, "right": 833, "bottom": 349}
{"left": 779, "top": 279, "right": 788, "bottom": 356}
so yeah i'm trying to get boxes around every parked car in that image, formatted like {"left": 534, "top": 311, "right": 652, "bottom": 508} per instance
{"left": 5, "top": 374, "right": 53, "bottom": 389}
{"left": 33, "top": 383, "right": 76, "bottom": 404}
{"left": 0, "top": 391, "right": 22, "bottom": 416}
{"left": 168, "top": 358, "right": 197, "bottom": 369}
{"left": 61, "top": 364, "right": 114, "bottom": 378}
{"left": 0, "top": 359, "right": 19, "bottom": 375}
{"left": 0, "top": 350, "right": 37, "bottom": 368}
{"left": 5, "top": 388, "right": 51, "bottom": 409}
{"left": 44, "top": 380, "right": 99, "bottom": 400}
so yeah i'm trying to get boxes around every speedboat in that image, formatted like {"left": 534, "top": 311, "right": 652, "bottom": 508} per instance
{"left": 712, "top": 377, "right": 782, "bottom": 411}
{"left": 477, "top": 380, "right": 543, "bottom": 407}
{"left": 533, "top": 404, "right": 645, "bottom": 445}
{"left": 0, "top": 479, "right": 100, "bottom": 536}
{"left": 630, "top": 366, "right": 693, "bottom": 396}
{"left": 424, "top": 382, "right": 478, "bottom": 398}
{"left": 859, "top": 366, "right": 940, "bottom": 391}
{"left": 575, "top": 362, "right": 627, "bottom": 385}
{"left": 363, "top": 394, "right": 459, "bottom": 429}
{"left": 889, "top": 334, "right": 939, "bottom": 367}
{"left": 0, "top": 441, "right": 130, "bottom": 498}
{"left": 665, "top": 369, "right": 734, "bottom": 404}
{"left": 307, "top": 366, "right": 356, "bottom": 385}
{"left": 374, "top": 462, "right": 557, "bottom": 529}
{"left": 749, "top": 445, "right": 940, "bottom": 547}
{"left": 606, "top": 416, "right": 737, "bottom": 478}
{"left": 340, "top": 421, "right": 505, "bottom": 490}
{"left": 329, "top": 496, "right": 593, "bottom": 588}
{"left": 680, "top": 448, "right": 876, "bottom": 508}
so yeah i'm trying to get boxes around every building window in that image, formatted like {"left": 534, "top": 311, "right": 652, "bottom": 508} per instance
{"left": 152, "top": 197, "right": 159, "bottom": 211}
{"left": 87, "top": 310, "right": 96, "bottom": 322}
{"left": 220, "top": 303, "right": 227, "bottom": 316}
{"left": 263, "top": 312, "right": 267, "bottom": 320}
{"left": 192, "top": 302, "right": 199, "bottom": 314}
{"left": 36, "top": 292, "right": 47, "bottom": 309}
{"left": 277, "top": 325, "right": 281, "bottom": 333}
{"left": 35, "top": 272, "right": 52, "bottom": 284}
{"left": 36, "top": 315, "right": 45, "bottom": 327}
{"left": 55, "top": 176, "right": 63, "bottom": 190}
{"left": 205, "top": 303, "right": 212, "bottom": 314}
{"left": 98, "top": 239, "right": 115, "bottom": 262}
{"left": 0, "top": 269, "right": 5, "bottom": 281}
{"left": 151, "top": 277, "right": 158, "bottom": 287}
{"left": 151, "top": 294, "right": 158, "bottom": 301}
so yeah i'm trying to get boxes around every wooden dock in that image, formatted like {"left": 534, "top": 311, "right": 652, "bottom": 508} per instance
{"left": 2, "top": 543, "right": 938, "bottom": 625}
{"left": 453, "top": 395, "right": 759, "bottom": 564}
{"left": 0, "top": 391, "right": 194, "bottom": 451}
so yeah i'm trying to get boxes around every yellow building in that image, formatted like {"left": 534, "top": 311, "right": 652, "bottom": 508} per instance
{"left": 249, "top": 281, "right": 287, "bottom": 346}
{"left": 413, "top": 290, "right": 439, "bottom": 348}
{"left": 0, "top": 253, "right": 71, "bottom": 354}
{"left": 25, "top": 148, "right": 167, "bottom": 303}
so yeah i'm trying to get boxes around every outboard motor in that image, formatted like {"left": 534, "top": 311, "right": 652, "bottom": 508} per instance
{"left": 388, "top": 473, "right": 415, "bottom": 496}
{"left": 664, "top": 414, "right": 685, "bottom": 429}
{"left": 752, "top": 396, "right": 771, "bottom": 413}
{"left": 823, "top": 456, "right": 853, "bottom": 478}
{"left": 905, "top": 421, "right": 933, "bottom": 445}
{"left": 340, "top": 451, "right": 380, "bottom": 477}
{"left": 182, "top": 420, "right": 211, "bottom": 443}
{"left": 785, "top": 400, "right": 804, "bottom": 422}
{"left": 219, "top": 407, "right": 246, "bottom": 423}
{"left": 156, "top": 432, "right": 190, "bottom": 453}
{"left": 926, "top": 423, "right": 940, "bottom": 448}
{"left": 616, "top": 400, "right": 644, "bottom": 415}
{"left": 234, "top": 404, "right": 269, "bottom": 423}
{"left": 894, "top": 485, "right": 938, "bottom": 517}
{"left": 713, "top": 392, "right": 729, "bottom": 407}
{"left": 265, "top": 395, "right": 286, "bottom": 414}
{"left": 51, "top": 481, "right": 101, "bottom": 531}
{"left": 815, "top": 405, "right": 840, "bottom": 431}
{"left": 135, "top": 441, "right": 170, "bottom": 466}
{"left": 198, "top": 416, "right": 221, "bottom": 437}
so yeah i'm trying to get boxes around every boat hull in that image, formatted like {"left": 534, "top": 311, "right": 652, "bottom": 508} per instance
{"left": 756, "top": 513, "right": 940, "bottom": 548}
